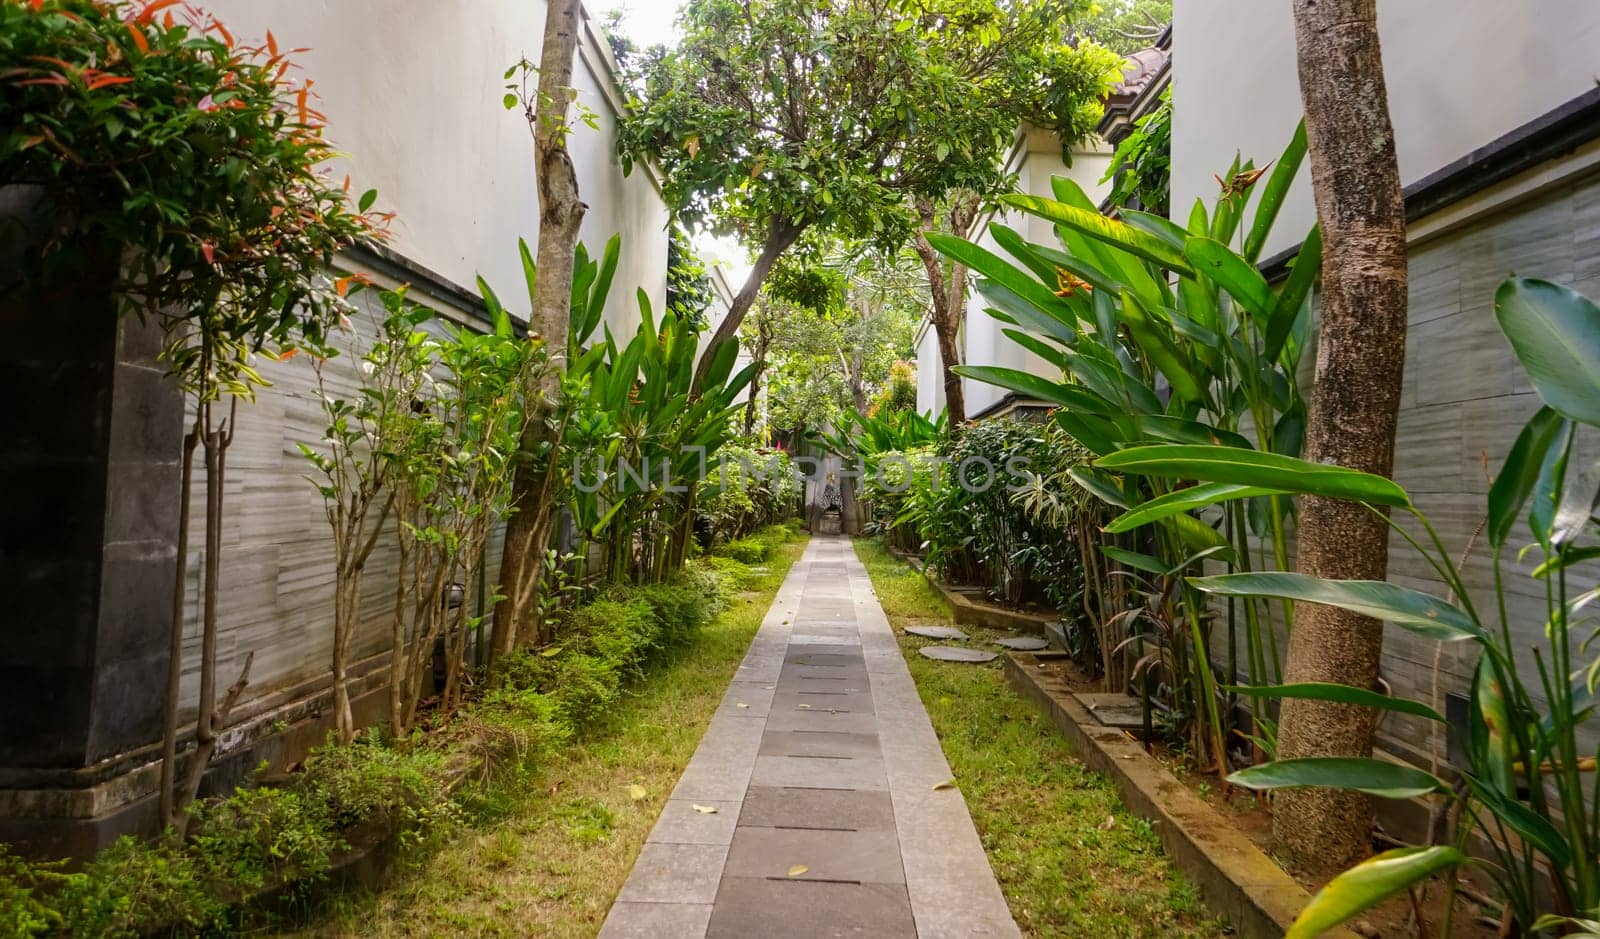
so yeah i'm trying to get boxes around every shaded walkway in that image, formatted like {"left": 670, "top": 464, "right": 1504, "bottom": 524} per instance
{"left": 600, "top": 537, "right": 1018, "bottom": 938}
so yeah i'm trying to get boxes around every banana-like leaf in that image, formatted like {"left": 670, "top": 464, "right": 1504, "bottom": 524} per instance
{"left": 1229, "top": 757, "right": 1448, "bottom": 799}
{"left": 1099, "top": 545, "right": 1168, "bottom": 575}
{"left": 1285, "top": 847, "right": 1465, "bottom": 939}
{"left": 1265, "top": 226, "right": 1321, "bottom": 362}
{"left": 1224, "top": 682, "right": 1444, "bottom": 723}
{"left": 1106, "top": 483, "right": 1282, "bottom": 533}
{"left": 1003, "top": 193, "right": 1195, "bottom": 277}
{"left": 953, "top": 365, "right": 1113, "bottom": 415}
{"left": 1068, "top": 466, "right": 1131, "bottom": 508}
{"left": 1096, "top": 444, "right": 1411, "bottom": 506}
{"left": 1001, "top": 328, "right": 1071, "bottom": 372}
{"left": 1531, "top": 544, "right": 1600, "bottom": 578}
{"left": 1495, "top": 277, "right": 1600, "bottom": 427}
{"left": 1120, "top": 290, "right": 1206, "bottom": 403}
{"left": 1531, "top": 419, "right": 1576, "bottom": 550}
{"left": 927, "top": 232, "right": 1074, "bottom": 323}
{"left": 977, "top": 279, "right": 1078, "bottom": 344}
{"left": 1468, "top": 778, "right": 1571, "bottom": 871}
{"left": 1190, "top": 572, "right": 1487, "bottom": 643}
{"left": 1470, "top": 656, "right": 1514, "bottom": 795}
{"left": 1134, "top": 415, "right": 1253, "bottom": 449}
{"left": 1244, "top": 121, "right": 1308, "bottom": 263}
{"left": 1160, "top": 512, "right": 1233, "bottom": 556}
{"left": 1119, "top": 208, "right": 1191, "bottom": 251}
{"left": 1184, "top": 236, "right": 1274, "bottom": 320}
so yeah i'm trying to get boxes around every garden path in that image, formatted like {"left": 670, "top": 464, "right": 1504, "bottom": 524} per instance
{"left": 599, "top": 536, "right": 1018, "bottom": 938}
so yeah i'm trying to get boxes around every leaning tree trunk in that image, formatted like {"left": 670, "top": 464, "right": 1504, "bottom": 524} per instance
{"left": 1273, "top": 0, "right": 1409, "bottom": 870}
{"left": 911, "top": 197, "right": 976, "bottom": 427}
{"left": 690, "top": 218, "right": 804, "bottom": 395}
{"left": 492, "top": 0, "right": 588, "bottom": 662}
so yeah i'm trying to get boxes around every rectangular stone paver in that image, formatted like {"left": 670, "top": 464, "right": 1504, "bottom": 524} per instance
{"left": 706, "top": 878, "right": 915, "bottom": 939}
{"left": 723, "top": 826, "right": 906, "bottom": 883}
{"left": 737, "top": 786, "right": 897, "bottom": 831}
{"left": 600, "top": 537, "right": 1019, "bottom": 939}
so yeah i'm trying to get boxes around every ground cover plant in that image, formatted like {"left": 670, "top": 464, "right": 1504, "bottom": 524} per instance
{"left": 852, "top": 537, "right": 1227, "bottom": 938}
{"left": 0, "top": 541, "right": 805, "bottom": 937}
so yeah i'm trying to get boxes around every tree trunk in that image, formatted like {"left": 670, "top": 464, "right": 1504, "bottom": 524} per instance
{"left": 691, "top": 218, "right": 805, "bottom": 394}
{"left": 1273, "top": 0, "right": 1409, "bottom": 870}
{"left": 492, "top": 0, "right": 588, "bottom": 661}
{"left": 911, "top": 197, "right": 976, "bottom": 427}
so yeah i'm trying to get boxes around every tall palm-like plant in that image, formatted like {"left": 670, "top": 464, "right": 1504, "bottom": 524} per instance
{"left": 932, "top": 128, "right": 1318, "bottom": 769}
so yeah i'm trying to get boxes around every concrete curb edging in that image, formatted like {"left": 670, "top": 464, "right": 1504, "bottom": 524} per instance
{"left": 1003, "top": 651, "right": 1361, "bottom": 939}
{"left": 888, "top": 550, "right": 1056, "bottom": 635}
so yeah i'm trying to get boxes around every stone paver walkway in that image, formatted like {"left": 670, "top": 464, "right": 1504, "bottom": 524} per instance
{"left": 600, "top": 536, "right": 1018, "bottom": 939}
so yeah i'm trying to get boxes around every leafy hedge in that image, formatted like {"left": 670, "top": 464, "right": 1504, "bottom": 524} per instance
{"left": 712, "top": 521, "right": 801, "bottom": 566}
{"left": 0, "top": 557, "right": 748, "bottom": 937}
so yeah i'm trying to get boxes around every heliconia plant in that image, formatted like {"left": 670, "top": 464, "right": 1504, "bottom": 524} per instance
{"left": 931, "top": 125, "right": 1318, "bottom": 768}
{"left": 1098, "top": 277, "right": 1600, "bottom": 935}
{"left": 562, "top": 267, "right": 758, "bottom": 586}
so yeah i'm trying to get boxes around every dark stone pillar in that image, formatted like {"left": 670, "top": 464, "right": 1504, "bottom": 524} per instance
{"left": 0, "top": 190, "right": 185, "bottom": 856}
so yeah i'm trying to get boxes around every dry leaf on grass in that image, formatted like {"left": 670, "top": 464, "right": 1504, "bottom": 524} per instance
{"left": 627, "top": 784, "right": 648, "bottom": 801}
{"left": 1098, "top": 816, "right": 1116, "bottom": 831}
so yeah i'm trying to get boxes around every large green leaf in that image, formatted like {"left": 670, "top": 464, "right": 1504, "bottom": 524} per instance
{"left": 1120, "top": 290, "right": 1206, "bottom": 403}
{"left": 1225, "top": 683, "right": 1444, "bottom": 723}
{"left": 953, "top": 365, "right": 1112, "bottom": 415}
{"left": 976, "top": 279, "right": 1078, "bottom": 344}
{"left": 1184, "top": 236, "right": 1273, "bottom": 320}
{"left": 1191, "top": 572, "right": 1487, "bottom": 643}
{"left": 1105, "top": 483, "right": 1282, "bottom": 533}
{"left": 1464, "top": 777, "right": 1571, "bottom": 870}
{"left": 1229, "top": 757, "right": 1447, "bottom": 799}
{"left": 1003, "top": 194, "right": 1195, "bottom": 276}
{"left": 1244, "top": 121, "right": 1308, "bottom": 263}
{"left": 1495, "top": 277, "right": 1600, "bottom": 427}
{"left": 1096, "top": 445, "right": 1411, "bottom": 507}
{"left": 1286, "top": 847, "right": 1465, "bottom": 939}
{"left": 926, "top": 232, "right": 1074, "bottom": 323}
{"left": 1265, "top": 225, "right": 1321, "bottom": 362}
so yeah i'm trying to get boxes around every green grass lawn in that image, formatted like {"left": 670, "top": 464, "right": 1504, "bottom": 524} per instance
{"left": 852, "top": 537, "right": 1229, "bottom": 939}
{"left": 275, "top": 537, "right": 809, "bottom": 938}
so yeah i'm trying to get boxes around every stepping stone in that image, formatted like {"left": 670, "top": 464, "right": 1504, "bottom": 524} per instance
{"left": 918, "top": 646, "right": 998, "bottom": 663}
{"left": 905, "top": 624, "right": 969, "bottom": 640}
{"left": 994, "top": 636, "right": 1050, "bottom": 651}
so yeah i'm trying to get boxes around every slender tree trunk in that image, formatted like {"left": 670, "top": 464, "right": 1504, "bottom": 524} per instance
{"left": 1273, "top": 0, "right": 1409, "bottom": 870}
{"left": 911, "top": 197, "right": 976, "bottom": 427}
{"left": 159, "top": 417, "right": 199, "bottom": 830}
{"left": 691, "top": 218, "right": 805, "bottom": 394}
{"left": 493, "top": 0, "right": 588, "bottom": 661}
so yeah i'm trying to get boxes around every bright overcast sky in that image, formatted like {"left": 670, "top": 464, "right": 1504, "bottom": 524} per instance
{"left": 594, "top": 2, "right": 753, "bottom": 286}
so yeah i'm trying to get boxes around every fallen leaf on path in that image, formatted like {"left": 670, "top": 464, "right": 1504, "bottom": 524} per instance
{"left": 693, "top": 804, "right": 719, "bottom": 814}
{"left": 787, "top": 864, "right": 809, "bottom": 878}
{"left": 736, "top": 703, "right": 750, "bottom": 709}
{"left": 932, "top": 779, "right": 957, "bottom": 791}
{"left": 627, "top": 784, "right": 648, "bottom": 801}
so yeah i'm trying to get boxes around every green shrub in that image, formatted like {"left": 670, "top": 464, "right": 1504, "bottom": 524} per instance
{"left": 188, "top": 787, "right": 342, "bottom": 898}
{"left": 54, "top": 836, "right": 223, "bottom": 938}
{"left": 715, "top": 536, "right": 769, "bottom": 564}
{"left": 0, "top": 848, "right": 60, "bottom": 938}
{"left": 630, "top": 581, "right": 716, "bottom": 647}
{"left": 700, "top": 556, "right": 756, "bottom": 592}
{"left": 295, "top": 735, "right": 454, "bottom": 836}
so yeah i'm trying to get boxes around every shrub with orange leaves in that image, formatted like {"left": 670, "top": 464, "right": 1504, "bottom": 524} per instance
{"left": 0, "top": 0, "right": 388, "bottom": 397}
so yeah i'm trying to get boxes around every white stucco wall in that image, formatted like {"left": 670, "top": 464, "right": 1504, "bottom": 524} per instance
{"left": 914, "top": 128, "right": 1114, "bottom": 418}
{"left": 1173, "top": 0, "right": 1600, "bottom": 257}
{"left": 202, "top": 0, "right": 668, "bottom": 332}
